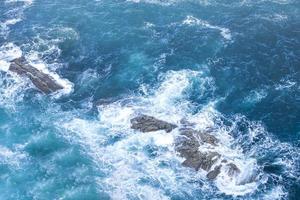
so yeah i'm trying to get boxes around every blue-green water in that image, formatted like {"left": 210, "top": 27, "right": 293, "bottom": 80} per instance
{"left": 0, "top": 0, "right": 299, "bottom": 199}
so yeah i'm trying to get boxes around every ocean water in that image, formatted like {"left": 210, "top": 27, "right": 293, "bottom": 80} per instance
{"left": 0, "top": 0, "right": 299, "bottom": 199}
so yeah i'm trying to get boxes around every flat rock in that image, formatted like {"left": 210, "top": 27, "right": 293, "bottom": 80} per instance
{"left": 9, "top": 57, "right": 63, "bottom": 94}
{"left": 130, "top": 115, "right": 177, "bottom": 133}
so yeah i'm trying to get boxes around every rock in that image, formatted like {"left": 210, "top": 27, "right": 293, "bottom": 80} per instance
{"left": 207, "top": 165, "right": 222, "bottom": 180}
{"left": 180, "top": 118, "right": 196, "bottom": 127}
{"left": 9, "top": 57, "right": 63, "bottom": 94}
{"left": 226, "top": 163, "right": 241, "bottom": 176}
{"left": 180, "top": 150, "right": 220, "bottom": 171}
{"left": 199, "top": 131, "right": 219, "bottom": 146}
{"left": 176, "top": 129, "right": 220, "bottom": 171}
{"left": 198, "top": 151, "right": 221, "bottom": 171}
{"left": 130, "top": 115, "right": 222, "bottom": 176}
{"left": 179, "top": 128, "right": 218, "bottom": 146}
{"left": 130, "top": 115, "right": 177, "bottom": 133}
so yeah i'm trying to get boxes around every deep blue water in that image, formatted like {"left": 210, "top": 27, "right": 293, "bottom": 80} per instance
{"left": 0, "top": 0, "right": 299, "bottom": 199}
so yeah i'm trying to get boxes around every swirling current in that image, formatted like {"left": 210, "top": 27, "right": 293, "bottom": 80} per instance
{"left": 0, "top": 0, "right": 299, "bottom": 199}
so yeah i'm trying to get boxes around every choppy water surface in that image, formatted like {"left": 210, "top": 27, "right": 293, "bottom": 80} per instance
{"left": 0, "top": 0, "right": 299, "bottom": 199}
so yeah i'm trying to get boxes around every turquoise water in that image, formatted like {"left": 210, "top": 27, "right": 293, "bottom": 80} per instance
{"left": 0, "top": 0, "right": 299, "bottom": 199}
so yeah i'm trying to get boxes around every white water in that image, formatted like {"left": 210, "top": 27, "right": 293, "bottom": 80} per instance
{"left": 58, "top": 69, "right": 273, "bottom": 198}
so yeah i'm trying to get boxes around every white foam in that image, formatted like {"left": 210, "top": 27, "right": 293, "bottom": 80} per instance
{"left": 183, "top": 15, "right": 232, "bottom": 40}
{"left": 0, "top": 43, "right": 23, "bottom": 71}
{"left": 60, "top": 118, "right": 106, "bottom": 166}
{"left": 275, "top": 78, "right": 296, "bottom": 90}
{"left": 0, "top": 145, "right": 27, "bottom": 168}
{"left": 57, "top": 69, "right": 297, "bottom": 198}
{"left": 0, "top": 43, "right": 27, "bottom": 109}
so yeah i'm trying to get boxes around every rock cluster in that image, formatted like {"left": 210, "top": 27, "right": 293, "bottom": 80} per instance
{"left": 9, "top": 57, "right": 63, "bottom": 94}
{"left": 130, "top": 114, "right": 241, "bottom": 180}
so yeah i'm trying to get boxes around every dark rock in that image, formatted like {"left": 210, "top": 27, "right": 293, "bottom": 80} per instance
{"left": 176, "top": 130, "right": 220, "bottom": 171}
{"left": 180, "top": 118, "right": 196, "bottom": 127}
{"left": 9, "top": 57, "right": 63, "bottom": 94}
{"left": 180, "top": 150, "right": 220, "bottom": 171}
{"left": 207, "top": 165, "right": 222, "bottom": 180}
{"left": 199, "top": 132, "right": 219, "bottom": 146}
{"left": 179, "top": 128, "right": 219, "bottom": 146}
{"left": 198, "top": 151, "right": 221, "bottom": 171}
{"left": 226, "top": 163, "right": 241, "bottom": 176}
{"left": 130, "top": 115, "right": 177, "bottom": 133}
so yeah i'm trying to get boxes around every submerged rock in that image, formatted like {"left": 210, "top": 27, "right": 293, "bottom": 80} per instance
{"left": 9, "top": 57, "right": 63, "bottom": 94}
{"left": 130, "top": 115, "right": 177, "bottom": 133}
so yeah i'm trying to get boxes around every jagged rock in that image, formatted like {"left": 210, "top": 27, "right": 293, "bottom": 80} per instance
{"left": 130, "top": 115, "right": 177, "bottom": 133}
{"left": 226, "top": 163, "right": 241, "bottom": 176}
{"left": 207, "top": 165, "right": 222, "bottom": 180}
{"left": 179, "top": 128, "right": 219, "bottom": 146}
{"left": 9, "top": 57, "right": 63, "bottom": 94}
{"left": 182, "top": 151, "right": 220, "bottom": 171}
{"left": 176, "top": 128, "right": 220, "bottom": 171}
{"left": 130, "top": 115, "right": 222, "bottom": 175}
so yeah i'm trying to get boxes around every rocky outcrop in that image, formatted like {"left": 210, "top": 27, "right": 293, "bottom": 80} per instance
{"left": 9, "top": 57, "right": 63, "bottom": 94}
{"left": 130, "top": 115, "right": 177, "bottom": 133}
{"left": 130, "top": 114, "right": 242, "bottom": 181}
{"left": 175, "top": 128, "right": 221, "bottom": 176}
